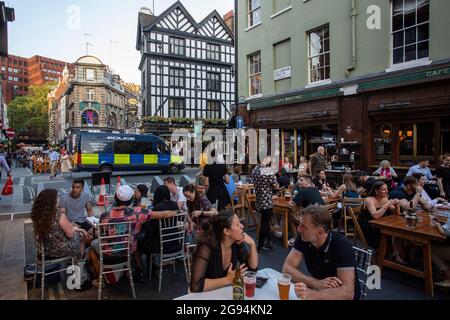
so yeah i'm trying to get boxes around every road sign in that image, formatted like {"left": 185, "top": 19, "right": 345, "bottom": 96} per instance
{"left": 236, "top": 116, "right": 244, "bottom": 129}
{"left": 6, "top": 128, "right": 15, "bottom": 139}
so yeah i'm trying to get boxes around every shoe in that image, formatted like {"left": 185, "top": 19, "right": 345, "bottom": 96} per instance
{"left": 134, "top": 269, "right": 144, "bottom": 283}
{"left": 434, "top": 280, "right": 450, "bottom": 288}
{"left": 257, "top": 246, "right": 269, "bottom": 253}
{"left": 391, "top": 252, "right": 407, "bottom": 265}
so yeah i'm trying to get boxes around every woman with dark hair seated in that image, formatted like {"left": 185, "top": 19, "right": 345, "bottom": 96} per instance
{"left": 31, "top": 189, "right": 90, "bottom": 261}
{"left": 277, "top": 168, "right": 291, "bottom": 189}
{"left": 138, "top": 185, "right": 180, "bottom": 256}
{"left": 359, "top": 181, "right": 406, "bottom": 263}
{"left": 183, "top": 184, "right": 218, "bottom": 236}
{"left": 190, "top": 209, "right": 258, "bottom": 292}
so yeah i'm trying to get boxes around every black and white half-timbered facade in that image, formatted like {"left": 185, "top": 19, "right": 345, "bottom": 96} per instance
{"left": 136, "top": 2, "right": 235, "bottom": 121}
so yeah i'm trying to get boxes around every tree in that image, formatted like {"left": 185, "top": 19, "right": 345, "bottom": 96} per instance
{"left": 7, "top": 83, "right": 55, "bottom": 140}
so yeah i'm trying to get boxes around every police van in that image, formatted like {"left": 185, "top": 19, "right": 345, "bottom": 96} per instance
{"left": 72, "top": 132, "right": 184, "bottom": 174}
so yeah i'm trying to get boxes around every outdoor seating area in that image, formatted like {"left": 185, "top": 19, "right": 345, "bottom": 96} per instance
{"left": 17, "top": 154, "right": 450, "bottom": 301}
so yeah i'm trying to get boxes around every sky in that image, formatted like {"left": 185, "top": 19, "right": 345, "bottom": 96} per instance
{"left": 7, "top": 0, "right": 233, "bottom": 84}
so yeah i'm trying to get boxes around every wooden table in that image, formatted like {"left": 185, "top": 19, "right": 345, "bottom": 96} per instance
{"left": 370, "top": 211, "right": 447, "bottom": 297}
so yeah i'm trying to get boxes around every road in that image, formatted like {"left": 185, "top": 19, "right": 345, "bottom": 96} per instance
{"left": 0, "top": 167, "right": 200, "bottom": 217}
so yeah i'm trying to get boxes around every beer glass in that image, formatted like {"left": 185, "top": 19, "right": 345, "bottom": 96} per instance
{"left": 277, "top": 273, "right": 291, "bottom": 300}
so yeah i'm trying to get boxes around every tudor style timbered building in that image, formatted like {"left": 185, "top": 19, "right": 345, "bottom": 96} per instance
{"left": 136, "top": 2, "right": 235, "bottom": 122}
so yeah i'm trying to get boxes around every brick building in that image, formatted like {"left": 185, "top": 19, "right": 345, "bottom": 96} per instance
{"left": 0, "top": 54, "right": 74, "bottom": 103}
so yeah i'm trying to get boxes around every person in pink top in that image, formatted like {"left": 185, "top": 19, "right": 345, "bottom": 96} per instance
{"left": 373, "top": 160, "right": 397, "bottom": 189}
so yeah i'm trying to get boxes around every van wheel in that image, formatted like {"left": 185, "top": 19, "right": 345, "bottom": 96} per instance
{"left": 99, "top": 165, "right": 113, "bottom": 174}
{"left": 169, "top": 164, "right": 179, "bottom": 175}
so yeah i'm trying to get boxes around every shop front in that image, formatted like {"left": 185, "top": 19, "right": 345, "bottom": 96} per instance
{"left": 246, "top": 60, "right": 450, "bottom": 176}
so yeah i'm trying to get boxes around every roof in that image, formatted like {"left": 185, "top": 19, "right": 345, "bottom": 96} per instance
{"left": 75, "top": 55, "right": 104, "bottom": 66}
{"left": 139, "top": 12, "right": 158, "bottom": 29}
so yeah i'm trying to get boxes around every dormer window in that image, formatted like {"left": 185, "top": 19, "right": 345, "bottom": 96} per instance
{"left": 85, "top": 68, "right": 95, "bottom": 81}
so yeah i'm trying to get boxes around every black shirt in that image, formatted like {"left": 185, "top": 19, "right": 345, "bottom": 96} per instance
{"left": 294, "top": 232, "right": 361, "bottom": 300}
{"left": 313, "top": 177, "right": 336, "bottom": 190}
{"left": 139, "top": 200, "right": 179, "bottom": 254}
{"left": 293, "top": 187, "right": 325, "bottom": 208}
{"left": 435, "top": 166, "right": 450, "bottom": 198}
{"left": 278, "top": 174, "right": 291, "bottom": 188}
{"left": 362, "top": 178, "right": 376, "bottom": 195}
{"left": 190, "top": 242, "right": 256, "bottom": 292}
{"left": 389, "top": 186, "right": 415, "bottom": 201}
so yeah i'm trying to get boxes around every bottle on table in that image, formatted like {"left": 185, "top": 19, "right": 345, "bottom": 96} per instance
{"left": 232, "top": 263, "right": 244, "bottom": 300}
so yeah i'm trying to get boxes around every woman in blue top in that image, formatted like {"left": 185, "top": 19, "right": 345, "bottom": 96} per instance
{"left": 327, "top": 173, "right": 359, "bottom": 200}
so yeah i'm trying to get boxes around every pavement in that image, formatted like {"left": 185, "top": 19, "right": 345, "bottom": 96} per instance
{"left": 0, "top": 166, "right": 200, "bottom": 218}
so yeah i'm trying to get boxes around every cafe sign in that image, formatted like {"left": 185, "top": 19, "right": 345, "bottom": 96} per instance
{"left": 274, "top": 66, "right": 291, "bottom": 81}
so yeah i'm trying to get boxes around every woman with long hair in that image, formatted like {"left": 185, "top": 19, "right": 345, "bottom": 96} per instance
{"left": 190, "top": 209, "right": 258, "bottom": 292}
{"left": 359, "top": 181, "right": 405, "bottom": 263}
{"left": 31, "top": 189, "right": 89, "bottom": 261}
{"left": 183, "top": 184, "right": 218, "bottom": 234}
{"left": 327, "top": 173, "right": 359, "bottom": 200}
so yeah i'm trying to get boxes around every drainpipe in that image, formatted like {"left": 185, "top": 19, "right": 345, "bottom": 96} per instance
{"left": 346, "top": 0, "right": 357, "bottom": 77}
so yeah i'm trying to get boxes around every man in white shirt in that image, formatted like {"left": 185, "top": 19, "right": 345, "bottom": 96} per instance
{"left": 406, "top": 159, "right": 434, "bottom": 182}
{"left": 164, "top": 177, "right": 187, "bottom": 211}
{"left": 413, "top": 173, "right": 448, "bottom": 208}
{"left": 49, "top": 148, "right": 60, "bottom": 179}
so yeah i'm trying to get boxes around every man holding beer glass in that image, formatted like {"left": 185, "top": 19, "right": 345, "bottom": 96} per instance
{"left": 282, "top": 204, "right": 360, "bottom": 300}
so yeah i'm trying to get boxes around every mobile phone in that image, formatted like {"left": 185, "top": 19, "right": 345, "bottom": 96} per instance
{"left": 256, "top": 276, "right": 268, "bottom": 288}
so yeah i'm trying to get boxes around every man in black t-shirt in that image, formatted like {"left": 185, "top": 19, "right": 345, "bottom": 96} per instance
{"left": 357, "top": 171, "right": 375, "bottom": 197}
{"left": 291, "top": 175, "right": 324, "bottom": 208}
{"left": 389, "top": 176, "right": 427, "bottom": 211}
{"left": 436, "top": 154, "right": 450, "bottom": 200}
{"left": 283, "top": 204, "right": 360, "bottom": 300}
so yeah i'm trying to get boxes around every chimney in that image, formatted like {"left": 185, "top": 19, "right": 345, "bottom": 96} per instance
{"left": 223, "top": 10, "right": 234, "bottom": 34}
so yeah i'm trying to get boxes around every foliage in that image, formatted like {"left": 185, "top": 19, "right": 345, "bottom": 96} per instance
{"left": 7, "top": 84, "right": 54, "bottom": 139}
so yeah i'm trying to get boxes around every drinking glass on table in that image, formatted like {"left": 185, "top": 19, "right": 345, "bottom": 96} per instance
{"left": 429, "top": 208, "right": 436, "bottom": 226}
{"left": 277, "top": 273, "right": 292, "bottom": 300}
{"left": 243, "top": 271, "right": 257, "bottom": 298}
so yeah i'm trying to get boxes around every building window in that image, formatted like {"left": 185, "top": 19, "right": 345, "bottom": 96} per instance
{"left": 1, "top": 66, "right": 5, "bottom": 71}
{"left": 85, "top": 68, "right": 96, "bottom": 81}
{"left": 169, "top": 37, "right": 185, "bottom": 56}
{"left": 206, "top": 43, "right": 221, "bottom": 61}
{"left": 248, "top": 0, "right": 261, "bottom": 27}
{"left": 108, "top": 112, "right": 117, "bottom": 128}
{"left": 85, "top": 89, "right": 95, "bottom": 101}
{"left": 169, "top": 98, "right": 185, "bottom": 118}
{"left": 206, "top": 72, "right": 221, "bottom": 92}
{"left": 308, "top": 24, "right": 330, "bottom": 83}
{"left": 248, "top": 51, "right": 262, "bottom": 96}
{"left": 392, "top": 0, "right": 429, "bottom": 65}
{"left": 81, "top": 110, "right": 99, "bottom": 127}
{"left": 169, "top": 68, "right": 185, "bottom": 88}
{"left": 207, "top": 100, "right": 221, "bottom": 119}
{"left": 399, "top": 122, "right": 434, "bottom": 163}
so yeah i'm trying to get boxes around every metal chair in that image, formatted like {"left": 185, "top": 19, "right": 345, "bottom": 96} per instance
{"left": 353, "top": 246, "right": 373, "bottom": 300}
{"left": 149, "top": 211, "right": 189, "bottom": 292}
{"left": 33, "top": 240, "right": 75, "bottom": 300}
{"left": 97, "top": 221, "right": 136, "bottom": 300}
